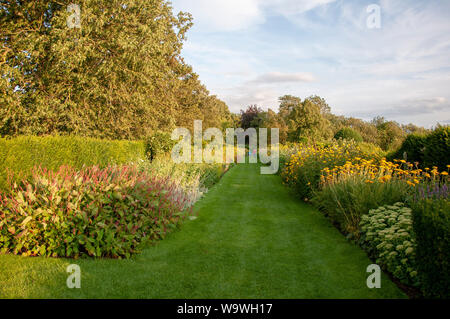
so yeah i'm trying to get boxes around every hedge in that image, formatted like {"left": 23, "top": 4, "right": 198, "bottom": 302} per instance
{"left": 0, "top": 136, "right": 145, "bottom": 191}
{"left": 389, "top": 126, "right": 449, "bottom": 171}
{"left": 412, "top": 198, "right": 450, "bottom": 298}
{"left": 422, "top": 126, "right": 450, "bottom": 172}
{"left": 387, "top": 133, "right": 426, "bottom": 163}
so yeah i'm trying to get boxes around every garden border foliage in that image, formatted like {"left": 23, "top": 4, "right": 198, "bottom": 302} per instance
{"left": 412, "top": 199, "right": 450, "bottom": 298}
{"left": 388, "top": 126, "right": 449, "bottom": 171}
{"left": 0, "top": 136, "right": 145, "bottom": 191}
{"left": 0, "top": 165, "right": 190, "bottom": 259}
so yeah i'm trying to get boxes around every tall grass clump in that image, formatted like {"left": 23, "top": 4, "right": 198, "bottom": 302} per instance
{"left": 313, "top": 175, "right": 409, "bottom": 235}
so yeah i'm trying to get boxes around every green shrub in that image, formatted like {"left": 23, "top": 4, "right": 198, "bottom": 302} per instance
{"left": 0, "top": 136, "right": 145, "bottom": 191}
{"left": 312, "top": 176, "right": 410, "bottom": 235}
{"left": 412, "top": 198, "right": 450, "bottom": 298}
{"left": 422, "top": 126, "right": 449, "bottom": 172}
{"left": 145, "top": 131, "right": 177, "bottom": 161}
{"left": 389, "top": 126, "right": 449, "bottom": 171}
{"left": 359, "top": 203, "right": 419, "bottom": 286}
{"left": 334, "top": 127, "right": 363, "bottom": 143}
{"left": 0, "top": 165, "right": 189, "bottom": 259}
{"left": 387, "top": 133, "right": 426, "bottom": 164}
{"left": 357, "top": 142, "right": 386, "bottom": 159}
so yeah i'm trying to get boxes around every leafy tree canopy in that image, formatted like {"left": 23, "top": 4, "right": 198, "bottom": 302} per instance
{"left": 0, "top": 0, "right": 231, "bottom": 139}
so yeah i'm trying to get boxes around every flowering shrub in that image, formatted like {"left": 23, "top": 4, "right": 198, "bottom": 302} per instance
{"left": 359, "top": 203, "right": 419, "bottom": 287}
{"left": 0, "top": 165, "right": 191, "bottom": 259}
{"left": 280, "top": 140, "right": 449, "bottom": 295}
{"left": 313, "top": 159, "right": 449, "bottom": 234}
{"left": 413, "top": 183, "right": 449, "bottom": 201}
{"left": 281, "top": 140, "right": 382, "bottom": 200}
{"left": 320, "top": 159, "right": 449, "bottom": 188}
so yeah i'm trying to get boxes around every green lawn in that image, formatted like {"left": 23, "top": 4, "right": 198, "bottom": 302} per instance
{"left": 0, "top": 164, "right": 406, "bottom": 298}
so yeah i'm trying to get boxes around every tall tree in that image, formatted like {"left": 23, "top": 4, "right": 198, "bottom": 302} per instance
{"left": 278, "top": 95, "right": 301, "bottom": 120}
{"left": 240, "top": 104, "right": 263, "bottom": 129}
{"left": 287, "top": 99, "right": 332, "bottom": 143}
{"left": 258, "top": 109, "right": 288, "bottom": 144}
{"left": 0, "top": 0, "right": 231, "bottom": 139}
{"left": 305, "top": 95, "right": 331, "bottom": 115}
{"left": 377, "top": 121, "right": 406, "bottom": 151}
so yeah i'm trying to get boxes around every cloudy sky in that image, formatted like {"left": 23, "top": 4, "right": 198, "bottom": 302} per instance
{"left": 171, "top": 0, "right": 450, "bottom": 127}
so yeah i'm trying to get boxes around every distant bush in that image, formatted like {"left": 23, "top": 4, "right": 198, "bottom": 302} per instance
{"left": 334, "top": 127, "right": 363, "bottom": 143}
{"left": 145, "top": 131, "right": 177, "bottom": 161}
{"left": 389, "top": 126, "right": 449, "bottom": 171}
{"left": 0, "top": 165, "right": 190, "bottom": 259}
{"left": 0, "top": 136, "right": 145, "bottom": 191}
{"left": 359, "top": 203, "right": 419, "bottom": 287}
{"left": 376, "top": 120, "right": 406, "bottom": 152}
{"left": 422, "top": 126, "right": 449, "bottom": 172}
{"left": 412, "top": 198, "right": 450, "bottom": 298}
{"left": 387, "top": 134, "right": 425, "bottom": 162}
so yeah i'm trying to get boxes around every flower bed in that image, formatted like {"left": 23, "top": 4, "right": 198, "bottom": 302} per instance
{"left": 0, "top": 165, "right": 191, "bottom": 259}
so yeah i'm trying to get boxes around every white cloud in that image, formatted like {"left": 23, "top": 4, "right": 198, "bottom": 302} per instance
{"left": 248, "top": 72, "right": 316, "bottom": 84}
{"left": 262, "top": 0, "right": 338, "bottom": 16}
{"left": 172, "top": 0, "right": 339, "bottom": 32}
{"left": 353, "top": 97, "right": 450, "bottom": 118}
{"left": 172, "top": 0, "right": 264, "bottom": 32}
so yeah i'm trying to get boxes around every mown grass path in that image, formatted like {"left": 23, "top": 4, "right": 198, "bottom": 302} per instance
{"left": 0, "top": 164, "right": 405, "bottom": 298}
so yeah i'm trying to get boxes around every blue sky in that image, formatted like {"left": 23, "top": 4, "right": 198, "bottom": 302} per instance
{"left": 171, "top": 0, "right": 450, "bottom": 127}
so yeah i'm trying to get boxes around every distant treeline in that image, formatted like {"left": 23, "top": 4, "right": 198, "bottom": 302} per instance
{"left": 238, "top": 95, "right": 433, "bottom": 152}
